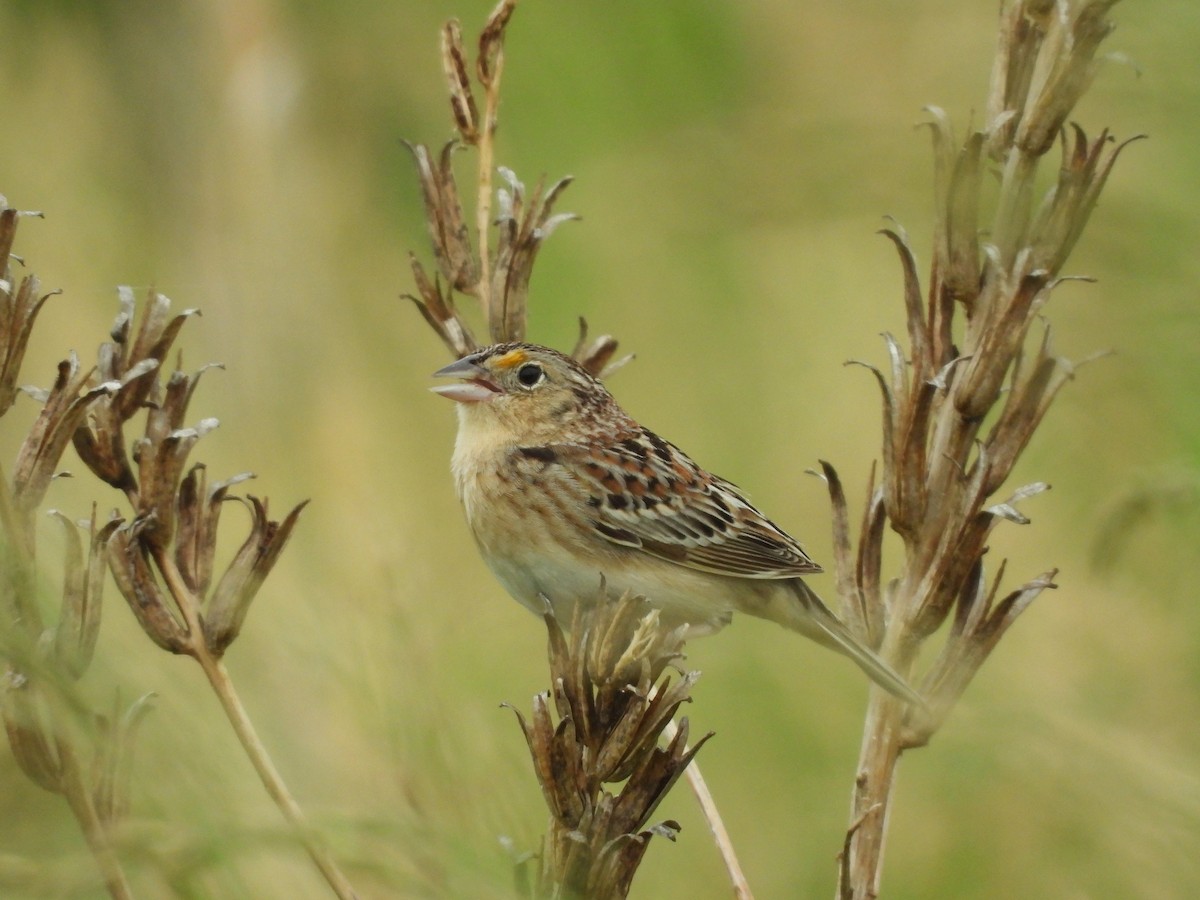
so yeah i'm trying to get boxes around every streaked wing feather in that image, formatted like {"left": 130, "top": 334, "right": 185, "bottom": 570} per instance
{"left": 545, "top": 429, "right": 822, "bottom": 580}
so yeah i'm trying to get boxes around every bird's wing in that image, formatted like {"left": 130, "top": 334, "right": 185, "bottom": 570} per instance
{"left": 533, "top": 428, "right": 822, "bottom": 580}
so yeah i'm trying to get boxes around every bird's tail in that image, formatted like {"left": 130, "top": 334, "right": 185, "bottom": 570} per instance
{"left": 781, "top": 579, "right": 926, "bottom": 709}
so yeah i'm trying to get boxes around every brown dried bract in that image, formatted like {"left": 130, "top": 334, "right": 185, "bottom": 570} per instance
{"left": 509, "top": 591, "right": 710, "bottom": 899}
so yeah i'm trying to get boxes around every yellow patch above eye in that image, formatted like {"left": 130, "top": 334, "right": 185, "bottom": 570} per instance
{"left": 493, "top": 348, "right": 529, "bottom": 370}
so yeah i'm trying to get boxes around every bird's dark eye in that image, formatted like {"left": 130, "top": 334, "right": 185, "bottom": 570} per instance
{"left": 516, "top": 363, "right": 544, "bottom": 387}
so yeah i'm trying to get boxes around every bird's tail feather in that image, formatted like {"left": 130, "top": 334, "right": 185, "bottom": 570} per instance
{"left": 784, "top": 580, "right": 926, "bottom": 709}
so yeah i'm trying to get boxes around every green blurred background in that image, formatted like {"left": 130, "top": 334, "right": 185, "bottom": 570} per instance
{"left": 1, "top": 1, "right": 1198, "bottom": 897}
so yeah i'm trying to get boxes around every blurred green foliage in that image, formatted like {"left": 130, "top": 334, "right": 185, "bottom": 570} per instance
{"left": 1, "top": 1, "right": 1198, "bottom": 897}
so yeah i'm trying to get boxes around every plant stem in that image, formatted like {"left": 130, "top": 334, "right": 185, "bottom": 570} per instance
{"left": 57, "top": 739, "right": 135, "bottom": 900}
{"left": 841, "top": 627, "right": 920, "bottom": 900}
{"left": 153, "top": 550, "right": 358, "bottom": 900}
{"left": 664, "top": 719, "right": 753, "bottom": 900}
{"left": 475, "top": 55, "right": 503, "bottom": 313}
{"left": 841, "top": 692, "right": 903, "bottom": 900}
{"left": 195, "top": 652, "right": 358, "bottom": 900}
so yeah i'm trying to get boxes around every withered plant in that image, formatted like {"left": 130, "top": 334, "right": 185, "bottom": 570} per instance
{"left": 0, "top": 205, "right": 140, "bottom": 899}
{"left": 828, "top": 2, "right": 1139, "bottom": 896}
{"left": 405, "top": 2, "right": 735, "bottom": 895}
{"left": 507, "top": 592, "right": 709, "bottom": 899}
{"left": 405, "top": 1, "right": 1140, "bottom": 898}
{"left": 406, "top": 0, "right": 627, "bottom": 379}
{"left": 0, "top": 206, "right": 358, "bottom": 898}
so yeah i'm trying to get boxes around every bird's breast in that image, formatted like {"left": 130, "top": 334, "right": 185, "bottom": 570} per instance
{"left": 449, "top": 436, "right": 748, "bottom": 635}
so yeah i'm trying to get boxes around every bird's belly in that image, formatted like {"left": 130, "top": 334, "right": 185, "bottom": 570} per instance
{"left": 479, "top": 531, "right": 745, "bottom": 636}
{"left": 458, "top": 457, "right": 763, "bottom": 635}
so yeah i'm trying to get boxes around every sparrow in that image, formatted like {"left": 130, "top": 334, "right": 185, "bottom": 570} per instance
{"left": 432, "top": 341, "right": 921, "bottom": 705}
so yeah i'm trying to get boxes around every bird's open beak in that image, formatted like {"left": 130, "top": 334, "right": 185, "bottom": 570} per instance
{"left": 430, "top": 358, "right": 504, "bottom": 403}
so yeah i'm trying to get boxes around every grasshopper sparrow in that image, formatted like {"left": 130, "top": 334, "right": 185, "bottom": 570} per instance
{"left": 432, "top": 342, "right": 921, "bottom": 704}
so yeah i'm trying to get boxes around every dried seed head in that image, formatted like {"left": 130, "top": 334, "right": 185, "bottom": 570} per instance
{"left": 477, "top": 0, "right": 517, "bottom": 88}
{"left": 0, "top": 206, "right": 56, "bottom": 418}
{"left": 46, "top": 507, "right": 120, "bottom": 680}
{"left": 571, "top": 318, "right": 633, "bottom": 379}
{"left": 73, "top": 288, "right": 199, "bottom": 493}
{"left": 202, "top": 495, "right": 307, "bottom": 656}
{"left": 490, "top": 169, "right": 578, "bottom": 343}
{"left": 107, "top": 515, "right": 190, "bottom": 655}
{"left": 511, "top": 591, "right": 709, "bottom": 898}
{"left": 11, "top": 355, "right": 117, "bottom": 528}
{"left": 131, "top": 363, "right": 220, "bottom": 551}
{"left": 1, "top": 669, "right": 63, "bottom": 793}
{"left": 92, "top": 693, "right": 156, "bottom": 826}
{"left": 442, "top": 20, "right": 480, "bottom": 143}
{"left": 408, "top": 8, "right": 628, "bottom": 379}
{"left": 830, "top": 0, "right": 1132, "bottom": 744}
{"left": 174, "top": 464, "right": 255, "bottom": 597}
{"left": 1015, "top": 1, "right": 1121, "bottom": 158}
{"left": 404, "top": 141, "right": 478, "bottom": 293}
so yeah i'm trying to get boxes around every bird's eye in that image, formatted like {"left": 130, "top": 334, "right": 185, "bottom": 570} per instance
{"left": 516, "top": 363, "right": 544, "bottom": 387}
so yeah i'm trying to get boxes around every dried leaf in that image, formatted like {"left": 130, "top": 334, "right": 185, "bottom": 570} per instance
{"left": 0, "top": 214, "right": 57, "bottom": 415}
{"left": 477, "top": 0, "right": 517, "bottom": 87}
{"left": 108, "top": 520, "right": 189, "bottom": 654}
{"left": 202, "top": 496, "right": 307, "bottom": 655}
{"left": 570, "top": 318, "right": 628, "bottom": 378}
{"left": 13, "top": 356, "right": 115, "bottom": 520}
{"left": 404, "top": 254, "right": 478, "bottom": 359}
{"left": 489, "top": 172, "right": 576, "bottom": 343}
{"left": 1, "top": 672, "right": 62, "bottom": 792}
{"left": 404, "top": 142, "right": 478, "bottom": 293}
{"left": 94, "top": 692, "right": 155, "bottom": 825}
{"left": 441, "top": 20, "right": 479, "bottom": 143}
{"left": 855, "top": 479, "right": 887, "bottom": 644}
{"left": 47, "top": 508, "right": 117, "bottom": 679}
{"left": 879, "top": 227, "right": 930, "bottom": 378}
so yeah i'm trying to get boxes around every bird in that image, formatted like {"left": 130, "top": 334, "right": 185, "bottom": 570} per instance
{"left": 431, "top": 341, "right": 922, "bottom": 706}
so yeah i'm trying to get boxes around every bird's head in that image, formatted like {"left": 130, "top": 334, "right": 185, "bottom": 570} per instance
{"left": 431, "top": 342, "right": 616, "bottom": 445}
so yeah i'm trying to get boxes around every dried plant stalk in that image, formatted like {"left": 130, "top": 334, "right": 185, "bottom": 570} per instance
{"left": 0, "top": 206, "right": 135, "bottom": 899}
{"left": 405, "top": 1, "right": 635, "bottom": 378}
{"left": 0, "top": 204, "right": 357, "bottom": 899}
{"left": 665, "top": 717, "right": 754, "bottom": 900}
{"left": 80, "top": 292, "right": 355, "bottom": 900}
{"left": 508, "top": 592, "right": 711, "bottom": 899}
{"left": 829, "top": 3, "right": 1139, "bottom": 896}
